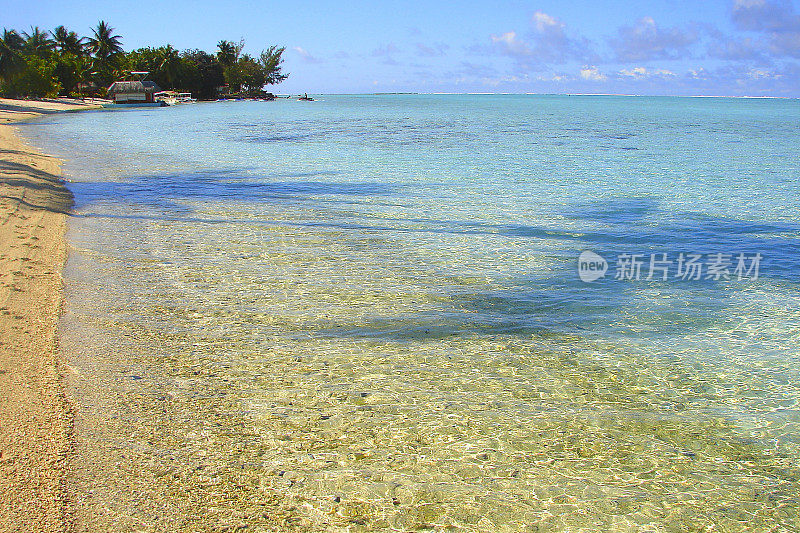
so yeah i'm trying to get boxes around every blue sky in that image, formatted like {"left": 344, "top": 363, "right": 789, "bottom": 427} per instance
{"left": 5, "top": 0, "right": 800, "bottom": 95}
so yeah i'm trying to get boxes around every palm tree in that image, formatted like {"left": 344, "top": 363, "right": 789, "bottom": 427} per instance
{"left": 0, "top": 29, "right": 24, "bottom": 52}
{"left": 87, "top": 21, "right": 123, "bottom": 87}
{"left": 52, "top": 26, "right": 86, "bottom": 56}
{"left": 22, "top": 26, "right": 55, "bottom": 58}
{"left": 216, "top": 40, "right": 241, "bottom": 66}
{"left": 0, "top": 29, "right": 25, "bottom": 81}
{"left": 87, "top": 21, "right": 122, "bottom": 61}
{"left": 158, "top": 45, "right": 181, "bottom": 88}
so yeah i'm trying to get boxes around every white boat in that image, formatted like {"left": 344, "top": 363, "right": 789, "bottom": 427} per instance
{"left": 155, "top": 91, "right": 197, "bottom": 105}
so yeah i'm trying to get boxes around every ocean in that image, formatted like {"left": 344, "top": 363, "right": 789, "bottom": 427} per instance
{"left": 19, "top": 95, "right": 800, "bottom": 531}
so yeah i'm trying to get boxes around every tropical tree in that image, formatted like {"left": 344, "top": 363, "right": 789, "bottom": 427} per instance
{"left": 158, "top": 45, "right": 181, "bottom": 88}
{"left": 3, "top": 21, "right": 288, "bottom": 99}
{"left": 236, "top": 54, "right": 266, "bottom": 93}
{"left": 54, "top": 52, "right": 90, "bottom": 95}
{"left": 0, "top": 29, "right": 25, "bottom": 82}
{"left": 1, "top": 27, "right": 61, "bottom": 97}
{"left": 87, "top": 20, "right": 123, "bottom": 87}
{"left": 52, "top": 25, "right": 86, "bottom": 55}
{"left": 216, "top": 39, "right": 241, "bottom": 67}
{"left": 127, "top": 45, "right": 181, "bottom": 89}
{"left": 218, "top": 41, "right": 288, "bottom": 96}
{"left": 181, "top": 49, "right": 224, "bottom": 99}
{"left": 22, "top": 26, "right": 55, "bottom": 58}
{"left": 49, "top": 26, "right": 88, "bottom": 96}
{"left": 87, "top": 20, "right": 122, "bottom": 60}
{"left": 1, "top": 55, "right": 61, "bottom": 97}
{"left": 259, "top": 46, "right": 287, "bottom": 85}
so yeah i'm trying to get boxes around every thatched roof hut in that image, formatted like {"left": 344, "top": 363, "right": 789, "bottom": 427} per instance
{"left": 107, "top": 79, "right": 162, "bottom": 104}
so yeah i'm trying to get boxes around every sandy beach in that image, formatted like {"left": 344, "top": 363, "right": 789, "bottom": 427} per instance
{"left": 0, "top": 98, "right": 101, "bottom": 532}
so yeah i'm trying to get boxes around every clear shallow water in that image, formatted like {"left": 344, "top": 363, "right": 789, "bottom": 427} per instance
{"left": 19, "top": 95, "right": 800, "bottom": 531}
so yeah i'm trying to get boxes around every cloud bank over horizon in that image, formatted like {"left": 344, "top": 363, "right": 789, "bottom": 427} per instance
{"left": 284, "top": 0, "right": 800, "bottom": 95}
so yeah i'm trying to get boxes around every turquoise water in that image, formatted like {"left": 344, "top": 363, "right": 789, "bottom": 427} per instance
{"left": 20, "top": 95, "right": 800, "bottom": 531}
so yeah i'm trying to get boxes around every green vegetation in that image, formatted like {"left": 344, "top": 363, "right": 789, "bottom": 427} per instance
{"left": 0, "top": 21, "right": 287, "bottom": 99}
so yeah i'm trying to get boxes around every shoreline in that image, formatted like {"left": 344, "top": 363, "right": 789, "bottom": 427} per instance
{"left": 0, "top": 98, "right": 101, "bottom": 532}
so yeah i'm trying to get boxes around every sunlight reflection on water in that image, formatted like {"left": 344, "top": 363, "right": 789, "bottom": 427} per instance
{"left": 21, "top": 95, "right": 800, "bottom": 531}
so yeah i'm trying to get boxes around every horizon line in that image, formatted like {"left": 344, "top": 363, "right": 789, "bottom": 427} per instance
{"left": 288, "top": 92, "right": 799, "bottom": 100}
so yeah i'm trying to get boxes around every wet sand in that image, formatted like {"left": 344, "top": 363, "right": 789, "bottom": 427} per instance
{"left": 0, "top": 98, "right": 101, "bottom": 532}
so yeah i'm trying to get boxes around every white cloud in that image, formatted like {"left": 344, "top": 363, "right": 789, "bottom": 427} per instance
{"left": 619, "top": 67, "right": 676, "bottom": 78}
{"left": 532, "top": 11, "right": 563, "bottom": 33}
{"left": 688, "top": 67, "right": 710, "bottom": 79}
{"left": 610, "top": 16, "right": 699, "bottom": 61}
{"left": 293, "top": 47, "right": 323, "bottom": 64}
{"left": 490, "top": 31, "right": 532, "bottom": 56}
{"left": 747, "top": 68, "right": 783, "bottom": 79}
{"left": 727, "top": 0, "right": 800, "bottom": 57}
{"left": 480, "top": 74, "right": 531, "bottom": 87}
{"left": 620, "top": 66, "right": 648, "bottom": 78}
{"left": 580, "top": 66, "right": 607, "bottom": 81}
{"left": 537, "top": 73, "right": 569, "bottom": 82}
{"left": 488, "top": 12, "right": 593, "bottom": 67}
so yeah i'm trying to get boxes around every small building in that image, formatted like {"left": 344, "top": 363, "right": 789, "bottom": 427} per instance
{"left": 107, "top": 72, "right": 162, "bottom": 104}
